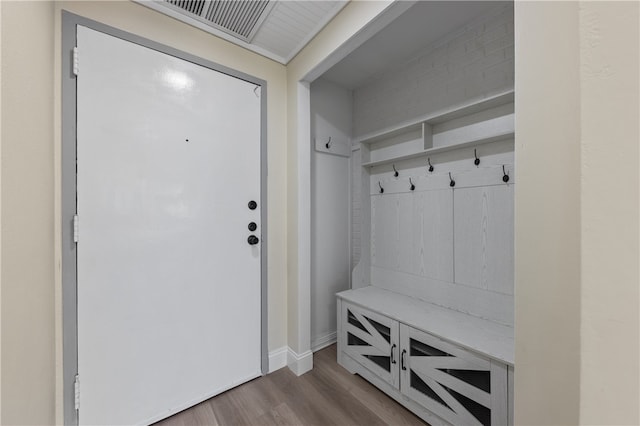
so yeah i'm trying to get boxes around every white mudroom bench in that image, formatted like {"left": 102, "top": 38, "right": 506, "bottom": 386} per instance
{"left": 337, "top": 286, "right": 514, "bottom": 426}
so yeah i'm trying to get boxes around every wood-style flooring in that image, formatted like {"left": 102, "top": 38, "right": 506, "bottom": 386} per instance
{"left": 154, "top": 344, "right": 428, "bottom": 426}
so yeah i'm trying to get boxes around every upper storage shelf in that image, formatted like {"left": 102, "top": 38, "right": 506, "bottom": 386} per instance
{"left": 359, "top": 90, "right": 515, "bottom": 168}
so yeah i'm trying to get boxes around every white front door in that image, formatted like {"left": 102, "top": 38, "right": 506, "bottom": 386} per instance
{"left": 76, "top": 26, "right": 263, "bottom": 425}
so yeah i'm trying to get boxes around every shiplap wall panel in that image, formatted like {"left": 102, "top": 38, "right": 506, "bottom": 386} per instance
{"left": 454, "top": 185, "right": 514, "bottom": 294}
{"left": 371, "top": 194, "right": 398, "bottom": 271}
{"left": 353, "top": 3, "right": 514, "bottom": 137}
{"left": 413, "top": 190, "right": 454, "bottom": 281}
{"left": 371, "top": 266, "right": 513, "bottom": 326}
{"left": 371, "top": 188, "right": 454, "bottom": 282}
{"left": 412, "top": 192, "right": 427, "bottom": 276}
{"left": 352, "top": 148, "right": 362, "bottom": 267}
{"left": 366, "top": 144, "right": 514, "bottom": 322}
{"left": 486, "top": 185, "right": 514, "bottom": 295}
{"left": 398, "top": 193, "right": 414, "bottom": 274}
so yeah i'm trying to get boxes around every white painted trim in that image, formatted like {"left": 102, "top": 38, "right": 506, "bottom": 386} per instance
{"left": 348, "top": 138, "right": 353, "bottom": 290}
{"left": 311, "top": 331, "right": 337, "bottom": 352}
{"left": 268, "top": 346, "right": 289, "bottom": 373}
{"left": 287, "top": 348, "right": 314, "bottom": 376}
{"left": 296, "top": 81, "right": 313, "bottom": 366}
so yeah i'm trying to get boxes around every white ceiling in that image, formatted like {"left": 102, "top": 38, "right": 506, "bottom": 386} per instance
{"left": 252, "top": 1, "right": 347, "bottom": 62}
{"left": 137, "top": 0, "right": 348, "bottom": 64}
{"left": 321, "top": 1, "right": 506, "bottom": 89}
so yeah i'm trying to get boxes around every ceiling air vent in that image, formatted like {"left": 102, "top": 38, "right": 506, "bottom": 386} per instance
{"left": 160, "top": 0, "right": 274, "bottom": 42}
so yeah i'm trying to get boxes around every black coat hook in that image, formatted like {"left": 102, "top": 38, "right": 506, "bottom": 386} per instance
{"left": 427, "top": 158, "right": 434, "bottom": 173}
{"left": 378, "top": 181, "right": 384, "bottom": 193}
{"left": 474, "top": 149, "right": 480, "bottom": 166}
{"left": 409, "top": 178, "right": 415, "bottom": 191}
{"left": 449, "top": 172, "right": 456, "bottom": 187}
{"left": 502, "top": 165, "right": 510, "bottom": 183}
{"left": 393, "top": 164, "right": 399, "bottom": 177}
{"left": 325, "top": 137, "right": 332, "bottom": 149}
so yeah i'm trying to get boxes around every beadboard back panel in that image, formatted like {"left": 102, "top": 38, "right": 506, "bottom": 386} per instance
{"left": 454, "top": 185, "right": 514, "bottom": 295}
{"left": 371, "top": 190, "right": 454, "bottom": 282}
{"left": 367, "top": 142, "right": 514, "bottom": 326}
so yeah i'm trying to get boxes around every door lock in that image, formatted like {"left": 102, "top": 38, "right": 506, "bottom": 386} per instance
{"left": 247, "top": 235, "right": 259, "bottom": 245}
{"left": 248, "top": 200, "right": 257, "bottom": 210}
{"left": 248, "top": 222, "right": 257, "bottom": 231}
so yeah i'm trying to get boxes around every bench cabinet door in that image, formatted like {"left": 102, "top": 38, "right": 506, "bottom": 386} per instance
{"left": 400, "top": 325, "right": 508, "bottom": 426}
{"left": 340, "top": 302, "right": 400, "bottom": 389}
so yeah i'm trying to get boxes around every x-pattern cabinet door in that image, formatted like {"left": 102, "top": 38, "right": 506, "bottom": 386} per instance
{"left": 399, "top": 325, "right": 508, "bottom": 426}
{"left": 341, "top": 302, "right": 400, "bottom": 388}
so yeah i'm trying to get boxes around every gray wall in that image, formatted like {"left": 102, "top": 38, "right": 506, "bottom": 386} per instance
{"left": 310, "top": 78, "right": 352, "bottom": 350}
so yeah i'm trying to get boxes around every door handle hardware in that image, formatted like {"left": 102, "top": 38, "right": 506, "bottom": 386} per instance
{"left": 391, "top": 344, "right": 397, "bottom": 364}
{"left": 248, "top": 222, "right": 257, "bottom": 231}
{"left": 247, "top": 235, "right": 259, "bottom": 245}
{"left": 401, "top": 349, "right": 407, "bottom": 371}
{"left": 248, "top": 201, "right": 257, "bottom": 210}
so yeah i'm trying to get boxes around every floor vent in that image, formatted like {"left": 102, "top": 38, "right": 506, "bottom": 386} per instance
{"left": 161, "top": 0, "right": 273, "bottom": 42}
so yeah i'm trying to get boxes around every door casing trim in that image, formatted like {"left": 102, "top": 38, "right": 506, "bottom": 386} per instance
{"left": 61, "top": 11, "right": 268, "bottom": 425}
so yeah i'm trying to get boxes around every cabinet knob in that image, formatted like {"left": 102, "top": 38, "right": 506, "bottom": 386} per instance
{"left": 247, "top": 235, "right": 259, "bottom": 245}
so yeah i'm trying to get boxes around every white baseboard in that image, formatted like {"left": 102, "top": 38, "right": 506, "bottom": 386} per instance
{"left": 311, "top": 331, "right": 337, "bottom": 352}
{"left": 268, "top": 346, "right": 289, "bottom": 373}
{"left": 269, "top": 346, "right": 314, "bottom": 376}
{"left": 287, "top": 348, "right": 313, "bottom": 376}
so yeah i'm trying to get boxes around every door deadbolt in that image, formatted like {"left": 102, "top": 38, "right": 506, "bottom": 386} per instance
{"left": 248, "top": 200, "right": 257, "bottom": 210}
{"left": 248, "top": 222, "right": 257, "bottom": 231}
{"left": 247, "top": 235, "right": 259, "bottom": 245}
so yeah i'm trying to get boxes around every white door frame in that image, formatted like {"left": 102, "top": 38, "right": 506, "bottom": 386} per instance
{"left": 61, "top": 11, "right": 268, "bottom": 426}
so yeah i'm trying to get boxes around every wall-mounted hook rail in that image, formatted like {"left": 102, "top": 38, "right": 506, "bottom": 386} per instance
{"left": 378, "top": 181, "right": 384, "bottom": 193}
{"left": 474, "top": 149, "right": 480, "bottom": 166}
{"left": 427, "top": 158, "right": 434, "bottom": 173}
{"left": 325, "top": 137, "right": 332, "bottom": 149}
{"left": 502, "top": 165, "right": 510, "bottom": 183}
{"left": 409, "top": 178, "right": 415, "bottom": 191}
{"left": 393, "top": 164, "right": 399, "bottom": 177}
{"left": 449, "top": 172, "right": 456, "bottom": 187}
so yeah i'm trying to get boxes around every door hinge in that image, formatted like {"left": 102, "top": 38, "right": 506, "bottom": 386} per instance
{"left": 73, "top": 214, "right": 79, "bottom": 243}
{"left": 74, "top": 374, "right": 80, "bottom": 410}
{"left": 73, "top": 47, "right": 79, "bottom": 76}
